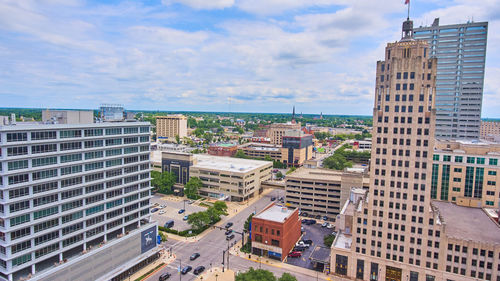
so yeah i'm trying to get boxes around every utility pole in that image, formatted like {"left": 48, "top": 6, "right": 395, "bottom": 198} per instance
{"left": 222, "top": 250, "right": 225, "bottom": 272}
{"left": 179, "top": 259, "right": 182, "bottom": 281}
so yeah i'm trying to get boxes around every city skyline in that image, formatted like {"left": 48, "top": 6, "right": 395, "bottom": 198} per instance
{"left": 1, "top": 0, "right": 500, "bottom": 117}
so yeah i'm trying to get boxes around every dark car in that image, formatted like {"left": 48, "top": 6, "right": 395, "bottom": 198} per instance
{"left": 322, "top": 216, "right": 328, "bottom": 221}
{"left": 225, "top": 229, "right": 233, "bottom": 235}
{"left": 288, "top": 251, "right": 302, "bottom": 258}
{"left": 159, "top": 272, "right": 171, "bottom": 281}
{"left": 151, "top": 208, "right": 159, "bottom": 213}
{"left": 270, "top": 197, "right": 276, "bottom": 201}
{"left": 302, "top": 239, "right": 313, "bottom": 245}
{"left": 301, "top": 212, "right": 308, "bottom": 217}
{"left": 164, "top": 220, "right": 174, "bottom": 228}
{"left": 293, "top": 246, "right": 306, "bottom": 252}
{"left": 193, "top": 266, "right": 205, "bottom": 275}
{"left": 315, "top": 215, "right": 321, "bottom": 219}
{"left": 178, "top": 209, "right": 185, "bottom": 214}
{"left": 225, "top": 222, "right": 233, "bottom": 229}
{"left": 226, "top": 233, "right": 235, "bottom": 240}
{"left": 190, "top": 253, "right": 200, "bottom": 261}
{"left": 309, "top": 219, "right": 317, "bottom": 225}
{"left": 181, "top": 266, "right": 192, "bottom": 275}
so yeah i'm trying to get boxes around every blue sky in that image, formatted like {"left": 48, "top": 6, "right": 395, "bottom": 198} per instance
{"left": 1, "top": 0, "right": 500, "bottom": 117}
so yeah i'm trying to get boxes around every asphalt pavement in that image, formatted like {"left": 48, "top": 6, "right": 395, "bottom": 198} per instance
{"left": 286, "top": 223, "right": 333, "bottom": 269}
{"left": 151, "top": 196, "right": 206, "bottom": 231}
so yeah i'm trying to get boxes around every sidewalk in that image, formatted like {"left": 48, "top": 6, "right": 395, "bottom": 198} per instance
{"left": 196, "top": 267, "right": 235, "bottom": 281}
{"left": 160, "top": 189, "right": 274, "bottom": 243}
{"left": 128, "top": 249, "right": 176, "bottom": 281}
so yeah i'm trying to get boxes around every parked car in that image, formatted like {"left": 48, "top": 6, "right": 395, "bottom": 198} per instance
{"left": 278, "top": 197, "right": 284, "bottom": 202}
{"left": 296, "top": 241, "right": 310, "bottom": 248}
{"left": 226, "top": 233, "right": 235, "bottom": 240}
{"left": 322, "top": 216, "right": 328, "bottom": 221}
{"left": 301, "top": 212, "right": 308, "bottom": 217}
{"left": 288, "top": 251, "right": 302, "bottom": 258}
{"left": 225, "top": 222, "right": 233, "bottom": 229}
{"left": 309, "top": 219, "right": 317, "bottom": 225}
{"left": 153, "top": 203, "right": 160, "bottom": 206}
{"left": 159, "top": 210, "right": 165, "bottom": 215}
{"left": 225, "top": 229, "right": 233, "bottom": 236}
{"left": 302, "top": 239, "right": 313, "bottom": 245}
{"left": 270, "top": 197, "right": 276, "bottom": 201}
{"left": 190, "top": 253, "right": 200, "bottom": 261}
{"left": 272, "top": 169, "right": 279, "bottom": 173}
{"left": 183, "top": 215, "right": 189, "bottom": 221}
{"left": 315, "top": 215, "right": 321, "bottom": 219}
{"left": 293, "top": 246, "right": 306, "bottom": 252}
{"left": 193, "top": 266, "right": 205, "bottom": 275}
{"left": 181, "top": 266, "right": 192, "bottom": 275}
{"left": 321, "top": 222, "right": 328, "bottom": 227}
{"left": 300, "top": 227, "right": 304, "bottom": 232}
{"left": 158, "top": 272, "right": 171, "bottom": 280}
{"left": 327, "top": 224, "right": 334, "bottom": 229}
{"left": 151, "top": 208, "right": 159, "bottom": 213}
{"left": 178, "top": 209, "right": 185, "bottom": 214}
{"left": 164, "top": 220, "right": 174, "bottom": 228}
{"left": 187, "top": 200, "right": 194, "bottom": 204}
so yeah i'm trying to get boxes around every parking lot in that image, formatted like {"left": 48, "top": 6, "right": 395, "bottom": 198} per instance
{"left": 151, "top": 195, "right": 207, "bottom": 231}
{"left": 285, "top": 222, "right": 333, "bottom": 269}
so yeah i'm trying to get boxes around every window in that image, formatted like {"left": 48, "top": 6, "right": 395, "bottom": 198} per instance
{"left": 32, "top": 144, "right": 57, "bottom": 154}
{"left": 84, "top": 129, "right": 103, "bottom": 137}
{"left": 60, "top": 130, "right": 82, "bottom": 138}
{"left": 32, "top": 156, "right": 58, "bottom": 167}
{"left": 11, "top": 214, "right": 30, "bottom": 227}
{"left": 34, "top": 218, "right": 59, "bottom": 233}
{"left": 489, "top": 158, "right": 498, "bottom": 165}
{"left": 7, "top": 133, "right": 27, "bottom": 142}
{"left": 60, "top": 142, "right": 82, "bottom": 151}
{"left": 9, "top": 187, "right": 29, "bottom": 199}
{"left": 7, "top": 160, "right": 28, "bottom": 171}
{"left": 455, "top": 156, "right": 463, "bottom": 163}
{"left": 106, "top": 128, "right": 122, "bottom": 135}
{"left": 7, "top": 146, "right": 28, "bottom": 156}
{"left": 34, "top": 207, "right": 59, "bottom": 220}
{"left": 31, "top": 131, "right": 56, "bottom": 140}
{"left": 60, "top": 153, "right": 82, "bottom": 163}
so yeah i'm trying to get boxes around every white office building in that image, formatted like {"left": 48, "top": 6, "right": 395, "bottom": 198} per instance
{"left": 0, "top": 122, "right": 157, "bottom": 281}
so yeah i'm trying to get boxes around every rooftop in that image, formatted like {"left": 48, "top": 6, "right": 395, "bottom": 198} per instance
{"left": 0, "top": 121, "right": 149, "bottom": 131}
{"left": 254, "top": 203, "right": 295, "bottom": 223}
{"left": 333, "top": 232, "right": 352, "bottom": 249}
{"left": 432, "top": 201, "right": 500, "bottom": 245}
{"left": 287, "top": 167, "right": 369, "bottom": 184}
{"left": 309, "top": 246, "right": 331, "bottom": 262}
{"left": 193, "top": 154, "right": 271, "bottom": 173}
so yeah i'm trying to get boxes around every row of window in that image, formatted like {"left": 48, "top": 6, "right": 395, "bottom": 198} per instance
{"left": 434, "top": 154, "right": 498, "bottom": 166}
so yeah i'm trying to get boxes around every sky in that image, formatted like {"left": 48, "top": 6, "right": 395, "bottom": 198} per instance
{"left": 1, "top": 0, "right": 500, "bottom": 117}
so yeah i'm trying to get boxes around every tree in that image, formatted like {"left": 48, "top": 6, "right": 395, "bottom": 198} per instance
{"left": 275, "top": 171, "right": 284, "bottom": 180}
{"left": 264, "top": 155, "right": 273, "bottom": 162}
{"left": 187, "top": 211, "right": 211, "bottom": 230}
{"left": 184, "top": 177, "right": 202, "bottom": 199}
{"left": 286, "top": 167, "right": 296, "bottom": 175}
{"left": 234, "top": 149, "right": 247, "bottom": 159}
{"left": 323, "top": 154, "right": 353, "bottom": 170}
{"left": 213, "top": 201, "right": 228, "bottom": 215}
{"left": 151, "top": 171, "right": 177, "bottom": 194}
{"left": 235, "top": 268, "right": 276, "bottom": 281}
{"left": 278, "top": 273, "right": 297, "bottom": 281}
{"left": 175, "top": 134, "right": 180, "bottom": 144}
{"left": 244, "top": 213, "right": 254, "bottom": 231}
{"left": 206, "top": 207, "right": 221, "bottom": 224}
{"left": 324, "top": 234, "right": 336, "bottom": 247}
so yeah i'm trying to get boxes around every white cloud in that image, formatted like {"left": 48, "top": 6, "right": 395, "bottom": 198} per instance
{"left": 161, "top": 0, "right": 234, "bottom": 10}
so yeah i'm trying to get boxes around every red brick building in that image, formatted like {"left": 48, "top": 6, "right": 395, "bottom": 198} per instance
{"left": 251, "top": 203, "right": 301, "bottom": 261}
{"left": 207, "top": 143, "right": 238, "bottom": 157}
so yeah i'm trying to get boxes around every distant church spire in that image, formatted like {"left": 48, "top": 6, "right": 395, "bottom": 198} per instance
{"left": 292, "top": 106, "right": 296, "bottom": 123}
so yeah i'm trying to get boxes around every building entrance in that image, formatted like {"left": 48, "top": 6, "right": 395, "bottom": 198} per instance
{"left": 385, "top": 266, "right": 402, "bottom": 281}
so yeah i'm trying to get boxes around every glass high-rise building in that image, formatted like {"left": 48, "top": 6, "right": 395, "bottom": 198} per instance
{"left": 414, "top": 18, "right": 488, "bottom": 140}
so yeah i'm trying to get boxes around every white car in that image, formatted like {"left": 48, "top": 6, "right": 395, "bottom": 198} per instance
{"left": 159, "top": 210, "right": 165, "bottom": 215}
{"left": 326, "top": 223, "right": 334, "bottom": 229}
{"left": 296, "top": 241, "right": 310, "bottom": 248}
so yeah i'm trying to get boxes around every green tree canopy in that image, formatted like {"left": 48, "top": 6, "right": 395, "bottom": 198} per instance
{"left": 324, "top": 234, "right": 336, "bottom": 247}
{"left": 323, "top": 154, "right": 353, "bottom": 170}
{"left": 151, "top": 171, "right": 177, "bottom": 194}
{"left": 184, "top": 177, "right": 203, "bottom": 199}
{"left": 275, "top": 171, "right": 284, "bottom": 179}
{"left": 244, "top": 213, "right": 254, "bottom": 231}
{"left": 187, "top": 211, "right": 211, "bottom": 230}
{"left": 278, "top": 273, "right": 298, "bottom": 281}
{"left": 234, "top": 149, "right": 247, "bottom": 159}
{"left": 235, "top": 268, "right": 276, "bottom": 281}
{"left": 213, "top": 201, "right": 228, "bottom": 215}
{"left": 286, "top": 167, "right": 296, "bottom": 175}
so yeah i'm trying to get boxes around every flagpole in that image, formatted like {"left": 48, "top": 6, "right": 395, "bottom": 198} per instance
{"left": 407, "top": 0, "right": 410, "bottom": 20}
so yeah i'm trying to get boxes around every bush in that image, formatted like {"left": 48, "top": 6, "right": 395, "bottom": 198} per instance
{"left": 324, "top": 234, "right": 336, "bottom": 247}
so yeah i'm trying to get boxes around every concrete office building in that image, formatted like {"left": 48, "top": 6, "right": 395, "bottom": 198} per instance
{"left": 285, "top": 168, "right": 369, "bottom": 219}
{"left": 480, "top": 121, "right": 500, "bottom": 141}
{"left": 0, "top": 122, "right": 156, "bottom": 281}
{"left": 251, "top": 203, "right": 301, "bottom": 261}
{"left": 238, "top": 143, "right": 282, "bottom": 161}
{"left": 42, "top": 110, "right": 94, "bottom": 125}
{"left": 190, "top": 155, "right": 272, "bottom": 202}
{"left": 414, "top": 18, "right": 488, "bottom": 140}
{"left": 431, "top": 139, "right": 500, "bottom": 208}
{"left": 99, "top": 105, "right": 124, "bottom": 122}
{"left": 330, "top": 18, "right": 500, "bottom": 281}
{"left": 268, "top": 123, "right": 301, "bottom": 146}
{"left": 155, "top": 115, "right": 187, "bottom": 141}
{"left": 207, "top": 143, "right": 238, "bottom": 157}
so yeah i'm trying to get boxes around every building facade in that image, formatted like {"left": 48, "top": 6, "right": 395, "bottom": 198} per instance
{"left": 251, "top": 203, "right": 301, "bottom": 261}
{"left": 155, "top": 115, "right": 187, "bottom": 141}
{"left": 188, "top": 154, "right": 272, "bottom": 202}
{"left": 281, "top": 131, "right": 313, "bottom": 167}
{"left": 42, "top": 110, "right": 94, "bottom": 125}
{"left": 161, "top": 151, "right": 193, "bottom": 185}
{"left": 285, "top": 168, "right": 369, "bottom": 220}
{"left": 330, "top": 18, "right": 500, "bottom": 281}
{"left": 480, "top": 121, "right": 500, "bottom": 140}
{"left": 207, "top": 143, "right": 238, "bottom": 157}
{"left": 268, "top": 123, "right": 301, "bottom": 146}
{"left": 0, "top": 122, "right": 154, "bottom": 281}
{"left": 431, "top": 140, "right": 500, "bottom": 208}
{"left": 414, "top": 18, "right": 488, "bottom": 140}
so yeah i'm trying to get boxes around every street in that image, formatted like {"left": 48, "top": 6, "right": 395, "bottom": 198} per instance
{"left": 147, "top": 190, "right": 321, "bottom": 281}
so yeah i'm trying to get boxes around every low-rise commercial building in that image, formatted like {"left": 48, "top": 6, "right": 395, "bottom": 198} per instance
{"left": 285, "top": 168, "right": 369, "bottom": 219}
{"left": 191, "top": 155, "right": 272, "bottom": 202}
{"left": 432, "top": 140, "right": 500, "bottom": 208}
{"left": 156, "top": 115, "right": 187, "bottom": 141}
{"left": 42, "top": 110, "right": 94, "bottom": 124}
{"left": 480, "top": 121, "right": 500, "bottom": 140}
{"left": 207, "top": 143, "right": 238, "bottom": 157}
{"left": 238, "top": 143, "right": 282, "bottom": 161}
{"left": 251, "top": 203, "right": 301, "bottom": 261}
